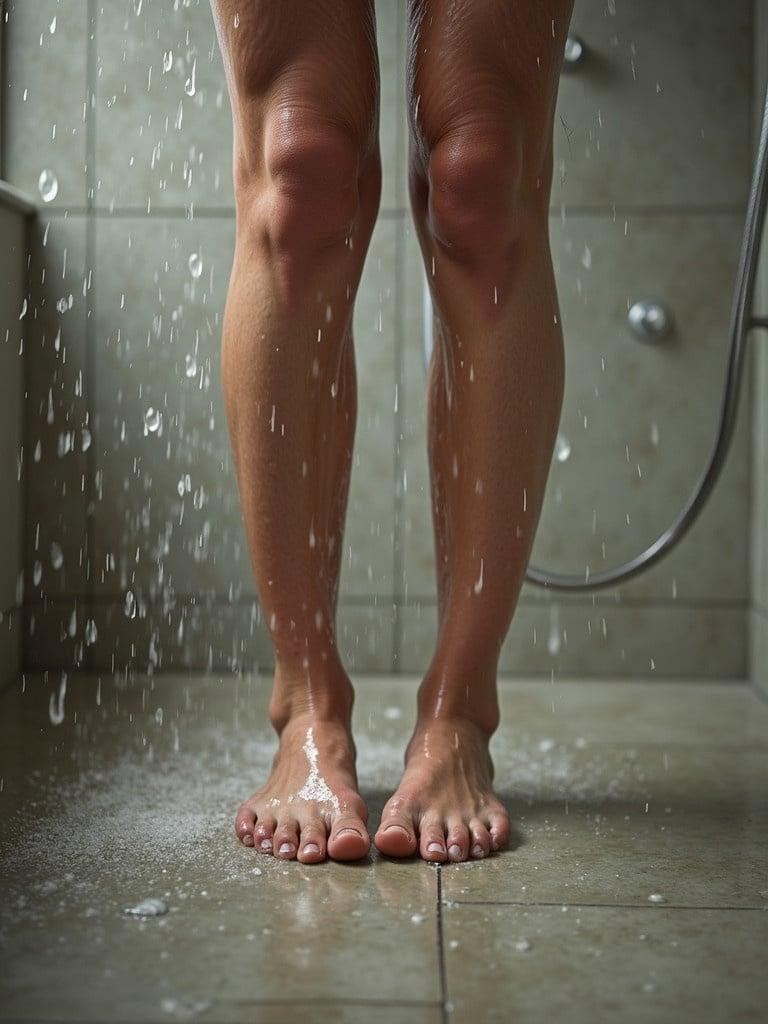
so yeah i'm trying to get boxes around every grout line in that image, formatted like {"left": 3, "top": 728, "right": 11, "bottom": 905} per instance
{"left": 84, "top": 0, "right": 97, "bottom": 673}
{"left": 20, "top": 593, "right": 752, "bottom": 612}
{"left": 30, "top": 203, "right": 748, "bottom": 220}
{"left": 442, "top": 899, "right": 768, "bottom": 912}
{"left": 436, "top": 867, "right": 450, "bottom": 1024}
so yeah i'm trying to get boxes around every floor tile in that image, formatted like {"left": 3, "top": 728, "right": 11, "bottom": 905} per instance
{"left": 0, "top": 673, "right": 439, "bottom": 1020}
{"left": 442, "top": 904, "right": 768, "bottom": 1024}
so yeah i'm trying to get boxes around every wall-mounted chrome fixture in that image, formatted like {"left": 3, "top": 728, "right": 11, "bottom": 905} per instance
{"left": 627, "top": 299, "right": 674, "bottom": 341}
{"left": 563, "top": 35, "right": 586, "bottom": 68}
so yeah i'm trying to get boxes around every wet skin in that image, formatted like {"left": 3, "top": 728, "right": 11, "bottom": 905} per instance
{"left": 213, "top": 0, "right": 572, "bottom": 864}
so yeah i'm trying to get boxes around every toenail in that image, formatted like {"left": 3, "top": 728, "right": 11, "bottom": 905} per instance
{"left": 490, "top": 835, "right": 500, "bottom": 851}
{"left": 384, "top": 824, "right": 410, "bottom": 835}
{"left": 427, "top": 842, "right": 445, "bottom": 854}
{"left": 278, "top": 843, "right": 294, "bottom": 855}
{"left": 472, "top": 844, "right": 485, "bottom": 858}
{"left": 303, "top": 842, "right": 320, "bottom": 854}
{"left": 242, "top": 834, "right": 254, "bottom": 847}
{"left": 260, "top": 839, "right": 273, "bottom": 851}
{"left": 448, "top": 844, "right": 462, "bottom": 859}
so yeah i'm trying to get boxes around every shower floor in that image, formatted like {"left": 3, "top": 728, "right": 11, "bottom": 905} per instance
{"left": 1, "top": 672, "right": 766, "bottom": 1023}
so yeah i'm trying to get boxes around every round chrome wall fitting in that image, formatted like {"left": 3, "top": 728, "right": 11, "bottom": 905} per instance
{"left": 627, "top": 299, "right": 674, "bottom": 341}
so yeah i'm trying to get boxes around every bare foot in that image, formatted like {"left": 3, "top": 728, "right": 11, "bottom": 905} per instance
{"left": 374, "top": 717, "right": 510, "bottom": 862}
{"left": 235, "top": 712, "right": 369, "bottom": 863}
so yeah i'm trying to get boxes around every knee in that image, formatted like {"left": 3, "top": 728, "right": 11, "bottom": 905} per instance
{"left": 423, "top": 127, "right": 549, "bottom": 260}
{"left": 235, "top": 119, "right": 366, "bottom": 257}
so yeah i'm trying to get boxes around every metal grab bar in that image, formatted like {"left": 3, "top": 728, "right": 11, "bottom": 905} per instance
{"left": 422, "top": 86, "right": 768, "bottom": 592}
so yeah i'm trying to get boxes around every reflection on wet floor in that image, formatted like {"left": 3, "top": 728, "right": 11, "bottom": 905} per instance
{"left": 1, "top": 673, "right": 767, "bottom": 1023}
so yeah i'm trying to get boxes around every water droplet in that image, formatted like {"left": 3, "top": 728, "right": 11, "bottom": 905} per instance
{"left": 581, "top": 245, "right": 592, "bottom": 269}
{"left": 384, "top": 706, "right": 402, "bottom": 720}
{"left": 647, "top": 893, "right": 668, "bottom": 904}
{"left": 410, "top": 913, "right": 425, "bottom": 924}
{"left": 163, "top": 49, "right": 173, "bottom": 72}
{"left": 33, "top": 440, "right": 42, "bottom": 462}
{"left": 38, "top": 169, "right": 59, "bottom": 203}
{"left": 49, "top": 15, "right": 57, "bottom": 33}
{"left": 50, "top": 542, "right": 64, "bottom": 570}
{"left": 143, "top": 407, "right": 162, "bottom": 434}
{"left": 48, "top": 674, "right": 67, "bottom": 725}
{"left": 184, "top": 59, "right": 196, "bottom": 97}
{"left": 233, "top": 12, "right": 240, "bottom": 27}
{"left": 33, "top": 561, "right": 43, "bottom": 586}
{"left": 84, "top": 619, "right": 98, "bottom": 645}
{"left": 184, "top": 353, "right": 197, "bottom": 378}
{"left": 514, "top": 939, "right": 532, "bottom": 952}
{"left": 81, "top": 428, "right": 92, "bottom": 452}
{"left": 555, "top": 435, "right": 571, "bottom": 462}
{"left": 124, "top": 897, "right": 168, "bottom": 918}
{"left": 188, "top": 252, "right": 203, "bottom": 279}
{"left": 18, "top": 298, "right": 28, "bottom": 320}
{"left": 124, "top": 591, "right": 137, "bottom": 619}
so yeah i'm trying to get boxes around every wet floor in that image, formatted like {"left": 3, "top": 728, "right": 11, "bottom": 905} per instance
{"left": 1, "top": 673, "right": 767, "bottom": 1023}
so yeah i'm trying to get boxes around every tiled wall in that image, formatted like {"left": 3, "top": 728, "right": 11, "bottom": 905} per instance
{"left": 0, "top": 194, "right": 28, "bottom": 687}
{"left": 751, "top": 0, "right": 768, "bottom": 693}
{"left": 3, "top": 0, "right": 755, "bottom": 678}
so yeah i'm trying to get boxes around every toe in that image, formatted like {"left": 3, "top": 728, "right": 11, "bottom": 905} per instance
{"left": 253, "top": 816, "right": 276, "bottom": 855}
{"left": 374, "top": 809, "right": 418, "bottom": 858}
{"left": 419, "top": 817, "right": 448, "bottom": 863}
{"left": 469, "top": 818, "right": 491, "bottom": 859}
{"left": 297, "top": 818, "right": 328, "bottom": 864}
{"left": 486, "top": 808, "right": 510, "bottom": 852}
{"left": 328, "top": 813, "right": 370, "bottom": 862}
{"left": 445, "top": 820, "right": 470, "bottom": 862}
{"left": 235, "top": 804, "right": 256, "bottom": 847}
{"left": 273, "top": 818, "right": 299, "bottom": 860}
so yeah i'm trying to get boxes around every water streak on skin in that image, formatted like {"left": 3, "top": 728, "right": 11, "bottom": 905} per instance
{"left": 297, "top": 727, "right": 340, "bottom": 812}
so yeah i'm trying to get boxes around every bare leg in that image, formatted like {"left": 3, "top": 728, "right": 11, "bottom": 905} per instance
{"left": 376, "top": 0, "right": 573, "bottom": 862}
{"left": 212, "top": 0, "right": 381, "bottom": 863}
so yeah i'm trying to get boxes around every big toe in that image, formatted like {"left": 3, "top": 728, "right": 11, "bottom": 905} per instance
{"left": 375, "top": 812, "right": 418, "bottom": 858}
{"left": 327, "top": 814, "right": 370, "bottom": 862}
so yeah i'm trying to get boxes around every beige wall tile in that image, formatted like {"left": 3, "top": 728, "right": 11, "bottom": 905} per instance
{"left": 553, "top": 0, "right": 752, "bottom": 207}
{"left": 342, "top": 217, "right": 399, "bottom": 599}
{"left": 3, "top": 0, "right": 89, "bottom": 208}
{"left": 24, "top": 216, "right": 91, "bottom": 605}
{"left": 95, "top": 0, "right": 233, "bottom": 210}
{"left": 398, "top": 599, "right": 746, "bottom": 679}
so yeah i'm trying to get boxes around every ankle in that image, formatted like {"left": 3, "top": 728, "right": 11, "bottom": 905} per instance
{"left": 269, "top": 664, "right": 354, "bottom": 734}
{"left": 416, "top": 669, "right": 500, "bottom": 737}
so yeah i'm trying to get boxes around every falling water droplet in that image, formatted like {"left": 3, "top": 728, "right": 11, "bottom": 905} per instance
{"left": 547, "top": 605, "right": 561, "bottom": 656}
{"left": 49, "top": 16, "right": 57, "bottom": 33}
{"left": 555, "top": 435, "right": 571, "bottom": 462}
{"left": 38, "top": 169, "right": 59, "bottom": 203}
{"left": 233, "top": 11, "right": 240, "bottom": 27}
{"left": 184, "top": 353, "right": 197, "bottom": 378}
{"left": 184, "top": 59, "right": 196, "bottom": 97}
{"left": 125, "top": 590, "right": 137, "bottom": 619}
{"left": 514, "top": 939, "right": 532, "bottom": 952}
{"left": 81, "top": 428, "right": 92, "bottom": 452}
{"left": 650, "top": 421, "right": 660, "bottom": 446}
{"left": 19, "top": 298, "right": 28, "bottom": 320}
{"left": 33, "top": 561, "right": 43, "bottom": 586}
{"left": 581, "top": 245, "right": 592, "bottom": 269}
{"left": 143, "top": 407, "right": 162, "bottom": 434}
{"left": 48, "top": 674, "right": 67, "bottom": 725}
{"left": 50, "top": 542, "right": 64, "bottom": 570}
{"left": 647, "top": 893, "right": 668, "bottom": 904}
{"left": 188, "top": 252, "right": 203, "bottom": 279}
{"left": 163, "top": 49, "right": 173, "bottom": 72}
{"left": 84, "top": 619, "right": 98, "bottom": 645}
